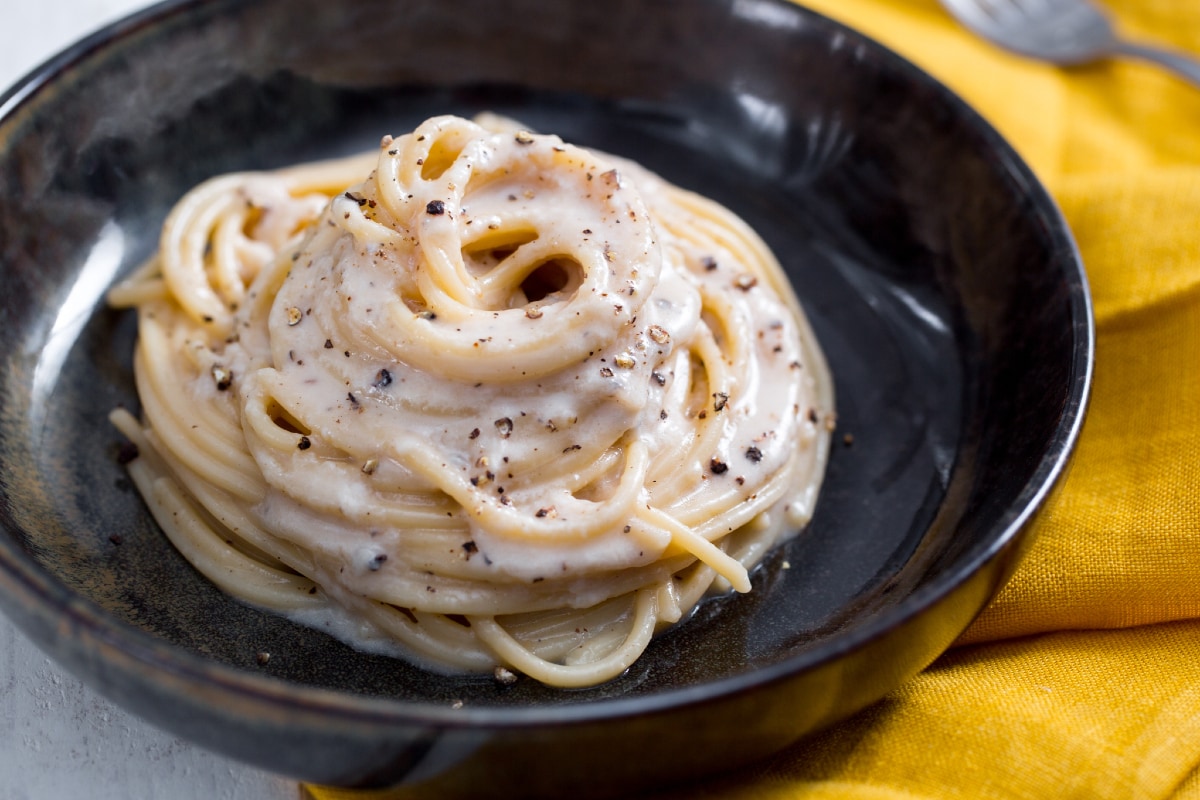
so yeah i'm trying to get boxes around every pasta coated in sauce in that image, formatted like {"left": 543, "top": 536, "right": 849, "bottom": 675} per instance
{"left": 109, "top": 115, "right": 833, "bottom": 687}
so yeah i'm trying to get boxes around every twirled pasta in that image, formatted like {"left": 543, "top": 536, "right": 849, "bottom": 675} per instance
{"left": 109, "top": 115, "right": 834, "bottom": 687}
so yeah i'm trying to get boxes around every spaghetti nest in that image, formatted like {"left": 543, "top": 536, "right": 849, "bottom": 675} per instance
{"left": 109, "top": 115, "right": 833, "bottom": 688}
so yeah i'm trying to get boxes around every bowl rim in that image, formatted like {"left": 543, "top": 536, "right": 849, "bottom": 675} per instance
{"left": 0, "top": 0, "right": 1095, "bottom": 730}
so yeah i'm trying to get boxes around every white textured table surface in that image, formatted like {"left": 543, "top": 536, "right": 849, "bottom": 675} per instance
{"left": 1, "top": 3, "right": 298, "bottom": 798}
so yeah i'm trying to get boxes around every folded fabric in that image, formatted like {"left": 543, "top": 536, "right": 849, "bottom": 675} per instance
{"left": 309, "top": 1, "right": 1200, "bottom": 798}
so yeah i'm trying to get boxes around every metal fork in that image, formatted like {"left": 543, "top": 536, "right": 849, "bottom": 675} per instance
{"left": 939, "top": 0, "right": 1200, "bottom": 88}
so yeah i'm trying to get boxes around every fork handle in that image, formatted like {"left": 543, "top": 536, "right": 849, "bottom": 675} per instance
{"left": 1116, "top": 42, "right": 1200, "bottom": 89}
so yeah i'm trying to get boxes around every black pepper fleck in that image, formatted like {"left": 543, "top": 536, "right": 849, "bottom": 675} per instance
{"left": 116, "top": 442, "right": 139, "bottom": 464}
{"left": 212, "top": 367, "right": 232, "bottom": 391}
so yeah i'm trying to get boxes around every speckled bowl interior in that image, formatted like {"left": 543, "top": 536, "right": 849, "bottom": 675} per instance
{"left": 0, "top": 0, "right": 1092, "bottom": 797}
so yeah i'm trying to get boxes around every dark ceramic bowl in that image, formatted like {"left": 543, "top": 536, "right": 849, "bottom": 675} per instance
{"left": 0, "top": 0, "right": 1092, "bottom": 797}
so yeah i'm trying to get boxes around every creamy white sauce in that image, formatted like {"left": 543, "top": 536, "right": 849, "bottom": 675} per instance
{"left": 182, "top": 115, "right": 828, "bottom": 646}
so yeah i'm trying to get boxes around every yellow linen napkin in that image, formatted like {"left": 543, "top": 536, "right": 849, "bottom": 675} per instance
{"left": 308, "top": 2, "right": 1200, "bottom": 798}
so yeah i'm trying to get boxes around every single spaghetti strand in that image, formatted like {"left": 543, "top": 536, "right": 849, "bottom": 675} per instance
{"left": 471, "top": 589, "right": 659, "bottom": 688}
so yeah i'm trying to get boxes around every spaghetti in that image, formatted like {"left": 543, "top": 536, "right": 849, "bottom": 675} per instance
{"left": 109, "top": 115, "right": 834, "bottom": 687}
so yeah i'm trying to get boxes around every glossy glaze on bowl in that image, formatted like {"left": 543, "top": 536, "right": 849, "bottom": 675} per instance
{"left": 0, "top": 0, "right": 1092, "bottom": 797}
